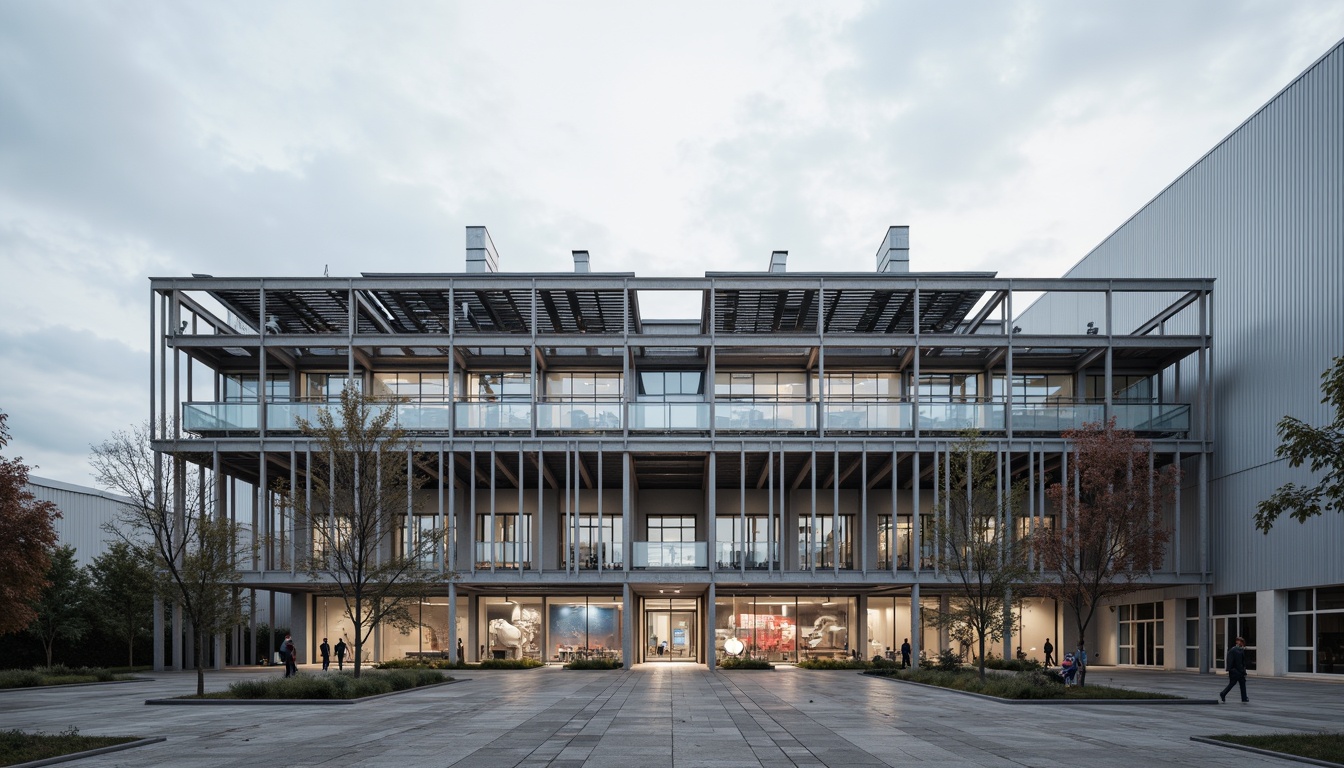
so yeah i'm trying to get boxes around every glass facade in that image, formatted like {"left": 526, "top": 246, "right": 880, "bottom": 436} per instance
{"left": 713, "top": 596, "right": 853, "bottom": 663}
{"left": 549, "top": 597, "right": 624, "bottom": 663}
{"left": 1289, "top": 586, "right": 1344, "bottom": 674}
{"left": 1117, "top": 602, "right": 1164, "bottom": 666}
{"left": 1211, "top": 592, "right": 1257, "bottom": 671}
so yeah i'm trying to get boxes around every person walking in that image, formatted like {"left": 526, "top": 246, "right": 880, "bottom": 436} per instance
{"left": 1074, "top": 641, "right": 1088, "bottom": 687}
{"left": 1043, "top": 638, "right": 1055, "bottom": 667}
{"left": 334, "top": 638, "right": 348, "bottom": 671}
{"left": 457, "top": 638, "right": 465, "bottom": 665}
{"left": 1219, "top": 636, "right": 1249, "bottom": 703}
{"left": 319, "top": 637, "right": 331, "bottom": 671}
{"left": 282, "top": 634, "right": 298, "bottom": 678}
{"left": 900, "top": 639, "right": 912, "bottom": 669}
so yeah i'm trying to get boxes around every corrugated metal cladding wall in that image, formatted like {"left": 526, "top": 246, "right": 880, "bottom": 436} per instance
{"left": 26, "top": 477, "right": 127, "bottom": 568}
{"left": 1021, "top": 41, "right": 1344, "bottom": 595}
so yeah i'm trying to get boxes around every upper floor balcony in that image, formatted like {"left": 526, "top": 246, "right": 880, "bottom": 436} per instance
{"left": 181, "top": 398, "right": 1191, "bottom": 437}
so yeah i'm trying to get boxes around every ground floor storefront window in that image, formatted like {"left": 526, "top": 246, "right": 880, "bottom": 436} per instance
{"left": 1289, "top": 586, "right": 1344, "bottom": 674}
{"left": 713, "top": 596, "right": 853, "bottom": 663}
{"left": 1212, "top": 592, "right": 1257, "bottom": 671}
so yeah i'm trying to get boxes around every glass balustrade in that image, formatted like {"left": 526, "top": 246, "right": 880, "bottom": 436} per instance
{"left": 714, "top": 400, "right": 816, "bottom": 431}
{"left": 823, "top": 401, "right": 913, "bottom": 431}
{"left": 537, "top": 401, "right": 623, "bottom": 431}
{"left": 629, "top": 402, "right": 711, "bottom": 431}
{"left": 182, "top": 402, "right": 259, "bottom": 431}
{"left": 714, "top": 542, "right": 777, "bottom": 570}
{"left": 454, "top": 401, "right": 533, "bottom": 431}
{"left": 1010, "top": 403, "right": 1106, "bottom": 432}
{"left": 1112, "top": 403, "right": 1191, "bottom": 433}
{"left": 917, "top": 402, "right": 1006, "bottom": 431}
{"left": 473, "top": 541, "right": 531, "bottom": 569}
{"left": 633, "top": 541, "right": 707, "bottom": 568}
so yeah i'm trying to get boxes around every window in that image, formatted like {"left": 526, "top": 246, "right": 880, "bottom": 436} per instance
{"left": 373, "top": 372, "right": 450, "bottom": 401}
{"left": 716, "top": 516, "right": 775, "bottom": 569}
{"left": 1085, "top": 375, "right": 1153, "bottom": 402}
{"left": 468, "top": 372, "right": 532, "bottom": 401}
{"left": 992, "top": 375, "right": 1074, "bottom": 403}
{"left": 565, "top": 515, "right": 624, "bottom": 569}
{"left": 638, "top": 371, "right": 702, "bottom": 400}
{"left": 815, "top": 371, "right": 899, "bottom": 400}
{"left": 647, "top": 516, "right": 695, "bottom": 542}
{"left": 302, "top": 373, "right": 360, "bottom": 401}
{"left": 1211, "top": 592, "right": 1257, "bottom": 671}
{"left": 877, "top": 514, "right": 913, "bottom": 570}
{"left": 915, "top": 374, "right": 979, "bottom": 401}
{"left": 1288, "top": 586, "right": 1344, "bottom": 674}
{"left": 222, "top": 374, "right": 290, "bottom": 402}
{"left": 714, "top": 372, "right": 807, "bottom": 400}
{"left": 797, "top": 515, "right": 853, "bottom": 569}
{"left": 1117, "top": 601, "right": 1164, "bottom": 666}
{"left": 545, "top": 372, "right": 623, "bottom": 401}
{"left": 475, "top": 513, "right": 532, "bottom": 569}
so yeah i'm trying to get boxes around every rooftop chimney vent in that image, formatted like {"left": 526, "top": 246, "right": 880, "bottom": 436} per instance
{"left": 876, "top": 226, "right": 910, "bottom": 273}
{"left": 465, "top": 226, "right": 499, "bottom": 273}
{"left": 768, "top": 251, "right": 788, "bottom": 273}
{"left": 572, "top": 250, "right": 590, "bottom": 273}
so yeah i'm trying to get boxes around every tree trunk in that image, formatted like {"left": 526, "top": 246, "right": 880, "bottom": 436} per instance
{"left": 44, "top": 637, "right": 54, "bottom": 667}
{"left": 978, "top": 636, "right": 987, "bottom": 681}
{"left": 353, "top": 598, "right": 362, "bottom": 678}
{"left": 196, "top": 629, "right": 206, "bottom": 696}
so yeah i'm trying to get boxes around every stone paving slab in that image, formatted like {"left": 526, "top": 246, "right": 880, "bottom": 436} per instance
{"left": 0, "top": 664, "right": 1341, "bottom": 766}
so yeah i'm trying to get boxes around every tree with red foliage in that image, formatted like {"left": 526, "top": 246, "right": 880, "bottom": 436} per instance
{"left": 0, "top": 410, "right": 62, "bottom": 635}
{"left": 1033, "top": 419, "right": 1180, "bottom": 642}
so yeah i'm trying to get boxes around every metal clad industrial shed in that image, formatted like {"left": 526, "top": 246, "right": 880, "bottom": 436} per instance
{"left": 1020, "top": 40, "right": 1344, "bottom": 595}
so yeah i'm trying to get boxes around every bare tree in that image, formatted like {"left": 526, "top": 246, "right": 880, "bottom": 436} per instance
{"left": 290, "top": 386, "right": 450, "bottom": 677}
{"left": 1033, "top": 419, "right": 1179, "bottom": 643}
{"left": 0, "top": 410, "right": 62, "bottom": 635}
{"left": 1256, "top": 355, "right": 1344, "bottom": 532}
{"left": 91, "top": 423, "right": 250, "bottom": 695}
{"left": 928, "top": 432, "right": 1033, "bottom": 680}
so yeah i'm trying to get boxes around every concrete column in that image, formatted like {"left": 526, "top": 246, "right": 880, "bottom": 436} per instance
{"left": 1199, "top": 584, "right": 1210, "bottom": 674}
{"left": 290, "top": 592, "right": 308, "bottom": 664}
{"left": 706, "top": 583, "right": 716, "bottom": 671}
{"left": 1164, "top": 598, "right": 1181, "bottom": 671}
{"left": 622, "top": 582, "right": 634, "bottom": 668}
{"left": 468, "top": 594, "right": 479, "bottom": 661}
{"left": 172, "top": 602, "right": 183, "bottom": 670}
{"left": 856, "top": 595, "right": 867, "bottom": 661}
{"left": 939, "top": 594, "right": 950, "bottom": 655}
{"left": 448, "top": 581, "right": 458, "bottom": 663}
{"left": 153, "top": 596, "right": 165, "bottom": 672}
{"left": 1257, "top": 589, "right": 1287, "bottom": 676}
{"left": 909, "top": 583, "right": 921, "bottom": 663}
{"left": 184, "top": 621, "right": 194, "bottom": 670}
{"left": 214, "top": 633, "right": 225, "bottom": 671}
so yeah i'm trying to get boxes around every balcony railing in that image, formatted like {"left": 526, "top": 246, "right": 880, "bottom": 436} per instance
{"left": 715, "top": 400, "right": 815, "bottom": 431}
{"left": 537, "top": 401, "right": 623, "bottom": 431}
{"left": 715, "top": 542, "right": 778, "bottom": 570}
{"left": 629, "top": 402, "right": 711, "bottom": 431}
{"left": 474, "top": 541, "right": 531, "bottom": 569}
{"left": 182, "top": 398, "right": 1193, "bottom": 436}
{"left": 633, "top": 541, "right": 707, "bottom": 568}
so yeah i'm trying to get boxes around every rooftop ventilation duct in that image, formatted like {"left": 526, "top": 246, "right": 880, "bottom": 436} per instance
{"left": 465, "top": 226, "right": 499, "bottom": 273}
{"left": 876, "top": 226, "right": 910, "bottom": 273}
{"left": 572, "top": 250, "right": 590, "bottom": 273}
{"left": 768, "top": 251, "right": 788, "bottom": 272}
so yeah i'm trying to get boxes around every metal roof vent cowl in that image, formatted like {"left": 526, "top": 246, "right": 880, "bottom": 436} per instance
{"left": 465, "top": 226, "right": 499, "bottom": 273}
{"left": 573, "top": 250, "right": 590, "bottom": 273}
{"left": 876, "top": 226, "right": 910, "bottom": 273}
{"left": 768, "top": 251, "right": 788, "bottom": 273}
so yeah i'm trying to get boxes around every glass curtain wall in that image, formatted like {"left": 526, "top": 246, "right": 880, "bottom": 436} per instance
{"left": 481, "top": 596, "right": 544, "bottom": 660}
{"left": 1117, "top": 602, "right": 1165, "bottom": 666}
{"left": 1289, "top": 587, "right": 1344, "bottom": 674}
{"left": 548, "top": 597, "right": 624, "bottom": 663}
{"left": 565, "top": 515, "right": 624, "bottom": 569}
{"left": 713, "top": 596, "right": 854, "bottom": 663}
{"left": 798, "top": 516, "right": 854, "bottom": 569}
{"left": 1212, "top": 593, "right": 1258, "bottom": 671}
{"left": 715, "top": 515, "right": 774, "bottom": 569}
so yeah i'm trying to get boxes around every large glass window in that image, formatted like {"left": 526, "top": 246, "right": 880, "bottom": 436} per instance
{"left": 1289, "top": 587, "right": 1344, "bottom": 674}
{"left": 992, "top": 374, "right": 1074, "bottom": 403}
{"left": 714, "top": 595, "right": 853, "bottom": 664}
{"left": 877, "top": 514, "right": 913, "bottom": 570}
{"left": 223, "top": 373, "right": 290, "bottom": 402}
{"left": 302, "top": 373, "right": 361, "bottom": 401}
{"left": 373, "top": 372, "right": 450, "bottom": 401}
{"left": 714, "top": 371, "right": 807, "bottom": 400}
{"left": 797, "top": 515, "right": 853, "bottom": 569}
{"left": 715, "top": 515, "right": 775, "bottom": 569}
{"left": 1117, "top": 602, "right": 1164, "bottom": 666}
{"left": 1212, "top": 592, "right": 1257, "bottom": 671}
{"left": 638, "top": 371, "right": 702, "bottom": 400}
{"left": 545, "top": 372, "right": 622, "bottom": 400}
{"left": 549, "top": 597, "right": 623, "bottom": 664}
{"left": 475, "top": 513, "right": 532, "bottom": 569}
{"left": 914, "top": 374, "right": 979, "bottom": 401}
{"left": 815, "top": 371, "right": 899, "bottom": 400}
{"left": 468, "top": 372, "right": 532, "bottom": 401}
{"left": 481, "top": 597, "right": 543, "bottom": 661}
{"left": 1086, "top": 375, "right": 1154, "bottom": 402}
{"left": 565, "top": 515, "right": 623, "bottom": 569}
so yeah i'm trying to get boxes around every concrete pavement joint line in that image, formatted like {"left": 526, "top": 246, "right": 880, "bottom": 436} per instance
{"left": 7, "top": 737, "right": 167, "bottom": 768}
{"left": 1190, "top": 736, "right": 1344, "bottom": 768}
{"left": 715, "top": 671, "right": 848, "bottom": 767}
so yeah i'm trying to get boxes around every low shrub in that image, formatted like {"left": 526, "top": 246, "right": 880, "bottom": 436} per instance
{"left": 0, "top": 666, "right": 128, "bottom": 689}
{"left": 564, "top": 658, "right": 624, "bottom": 670}
{"left": 373, "top": 657, "right": 543, "bottom": 671}
{"left": 934, "top": 650, "right": 963, "bottom": 671}
{"left": 795, "top": 658, "right": 871, "bottom": 670}
{"left": 0, "top": 727, "right": 138, "bottom": 765}
{"left": 215, "top": 669, "right": 447, "bottom": 700}
{"left": 478, "top": 658, "right": 545, "bottom": 670}
{"left": 864, "top": 667, "right": 1176, "bottom": 700}
{"left": 981, "top": 657, "right": 1043, "bottom": 672}
{"left": 718, "top": 657, "right": 774, "bottom": 670}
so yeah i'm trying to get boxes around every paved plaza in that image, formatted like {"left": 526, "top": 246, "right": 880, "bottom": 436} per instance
{"left": 1, "top": 664, "right": 1342, "bottom": 767}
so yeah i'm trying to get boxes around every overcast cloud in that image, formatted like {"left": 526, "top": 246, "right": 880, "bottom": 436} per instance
{"left": 1, "top": 1, "right": 1341, "bottom": 485}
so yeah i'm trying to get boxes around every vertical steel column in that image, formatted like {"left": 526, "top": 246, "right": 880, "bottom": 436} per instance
{"left": 766, "top": 446, "right": 774, "bottom": 574}
{"left": 860, "top": 449, "right": 868, "bottom": 573}
{"left": 910, "top": 582, "right": 921, "bottom": 664}
{"left": 622, "top": 582, "right": 634, "bottom": 669}
{"left": 911, "top": 450, "right": 920, "bottom": 574}
{"left": 597, "top": 447, "right": 604, "bottom": 573}
{"left": 469, "top": 448, "right": 476, "bottom": 574}
{"left": 489, "top": 449, "right": 496, "bottom": 573}
{"left": 438, "top": 449, "right": 445, "bottom": 573}
{"left": 891, "top": 442, "right": 898, "bottom": 576}
{"left": 739, "top": 449, "right": 746, "bottom": 575}
{"left": 706, "top": 582, "right": 717, "bottom": 672}
{"left": 622, "top": 451, "right": 631, "bottom": 574}
{"left": 706, "top": 451, "right": 715, "bottom": 573}
{"left": 832, "top": 447, "right": 839, "bottom": 575}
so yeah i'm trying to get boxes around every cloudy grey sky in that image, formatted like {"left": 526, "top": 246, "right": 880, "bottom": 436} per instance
{"left": 2, "top": 1, "right": 1341, "bottom": 486}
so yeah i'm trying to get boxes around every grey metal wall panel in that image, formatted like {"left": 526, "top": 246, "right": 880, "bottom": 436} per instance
{"left": 26, "top": 476, "right": 129, "bottom": 567}
{"left": 1021, "top": 41, "right": 1344, "bottom": 595}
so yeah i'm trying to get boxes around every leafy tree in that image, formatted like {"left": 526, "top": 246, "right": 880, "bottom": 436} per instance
{"left": 1033, "top": 419, "right": 1179, "bottom": 643}
{"left": 27, "top": 545, "right": 93, "bottom": 666}
{"left": 0, "top": 410, "right": 62, "bottom": 635}
{"left": 89, "top": 541, "right": 156, "bottom": 667}
{"left": 927, "top": 432, "right": 1033, "bottom": 680}
{"left": 91, "top": 423, "right": 250, "bottom": 695}
{"left": 1256, "top": 355, "right": 1344, "bottom": 532}
{"left": 290, "top": 386, "right": 449, "bottom": 677}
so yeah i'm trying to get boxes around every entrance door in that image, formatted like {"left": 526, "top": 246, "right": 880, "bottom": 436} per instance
{"left": 645, "top": 610, "right": 698, "bottom": 662}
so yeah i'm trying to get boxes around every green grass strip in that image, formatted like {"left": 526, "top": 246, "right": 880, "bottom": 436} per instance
{"left": 0, "top": 729, "right": 138, "bottom": 766}
{"left": 1209, "top": 733, "right": 1344, "bottom": 764}
{"left": 865, "top": 667, "right": 1178, "bottom": 700}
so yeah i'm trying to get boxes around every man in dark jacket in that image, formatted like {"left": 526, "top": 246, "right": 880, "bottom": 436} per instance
{"left": 900, "top": 639, "right": 912, "bottom": 669}
{"left": 1219, "top": 636, "right": 1249, "bottom": 703}
{"left": 334, "top": 638, "right": 348, "bottom": 671}
{"left": 320, "top": 638, "right": 331, "bottom": 671}
{"left": 282, "top": 634, "right": 298, "bottom": 678}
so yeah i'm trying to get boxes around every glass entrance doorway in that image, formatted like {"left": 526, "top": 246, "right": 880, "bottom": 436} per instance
{"left": 644, "top": 598, "right": 698, "bottom": 662}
